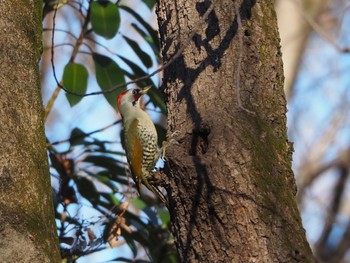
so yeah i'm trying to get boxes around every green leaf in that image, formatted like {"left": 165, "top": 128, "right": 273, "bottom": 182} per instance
{"left": 131, "top": 23, "right": 160, "bottom": 61}
{"left": 90, "top": 1, "right": 120, "bottom": 39}
{"left": 118, "top": 56, "right": 154, "bottom": 88}
{"left": 92, "top": 53, "right": 125, "bottom": 108}
{"left": 141, "top": 0, "right": 155, "bottom": 10}
{"left": 143, "top": 207, "right": 159, "bottom": 226}
{"left": 74, "top": 177, "right": 98, "bottom": 202}
{"left": 95, "top": 174, "right": 119, "bottom": 192}
{"left": 83, "top": 155, "right": 125, "bottom": 175}
{"left": 118, "top": 55, "right": 150, "bottom": 80}
{"left": 69, "top": 128, "right": 87, "bottom": 146}
{"left": 125, "top": 236, "right": 138, "bottom": 257}
{"left": 132, "top": 198, "right": 146, "bottom": 210}
{"left": 121, "top": 56, "right": 166, "bottom": 112}
{"left": 119, "top": 5, "right": 159, "bottom": 49}
{"left": 128, "top": 242, "right": 138, "bottom": 258}
{"left": 96, "top": 169, "right": 130, "bottom": 187}
{"left": 123, "top": 35, "right": 153, "bottom": 68}
{"left": 110, "top": 257, "right": 133, "bottom": 262}
{"left": 148, "top": 88, "right": 166, "bottom": 114}
{"left": 106, "top": 193, "right": 120, "bottom": 206}
{"left": 63, "top": 62, "right": 88, "bottom": 106}
{"left": 158, "top": 209, "right": 170, "bottom": 227}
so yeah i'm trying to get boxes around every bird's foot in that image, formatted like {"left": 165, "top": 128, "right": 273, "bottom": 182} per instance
{"left": 143, "top": 171, "right": 168, "bottom": 206}
{"left": 161, "top": 131, "right": 180, "bottom": 161}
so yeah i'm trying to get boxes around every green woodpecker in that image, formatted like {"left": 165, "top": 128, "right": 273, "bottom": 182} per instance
{"left": 117, "top": 87, "right": 166, "bottom": 204}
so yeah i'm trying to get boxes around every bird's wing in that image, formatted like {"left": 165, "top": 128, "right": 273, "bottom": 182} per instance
{"left": 124, "top": 118, "right": 143, "bottom": 191}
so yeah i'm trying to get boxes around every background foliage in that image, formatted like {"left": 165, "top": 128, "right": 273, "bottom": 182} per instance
{"left": 277, "top": 0, "right": 350, "bottom": 262}
{"left": 42, "top": 0, "right": 176, "bottom": 262}
{"left": 42, "top": 0, "right": 350, "bottom": 262}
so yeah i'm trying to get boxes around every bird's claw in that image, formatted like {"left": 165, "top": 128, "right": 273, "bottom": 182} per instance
{"left": 161, "top": 135, "right": 179, "bottom": 161}
{"left": 167, "top": 130, "right": 180, "bottom": 141}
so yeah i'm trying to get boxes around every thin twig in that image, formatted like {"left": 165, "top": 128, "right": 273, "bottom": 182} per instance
{"left": 291, "top": 0, "right": 350, "bottom": 53}
{"left": 44, "top": 27, "right": 79, "bottom": 39}
{"left": 43, "top": 27, "right": 94, "bottom": 52}
{"left": 46, "top": 0, "right": 93, "bottom": 118}
{"left": 48, "top": 120, "right": 121, "bottom": 147}
{"left": 45, "top": 85, "right": 61, "bottom": 121}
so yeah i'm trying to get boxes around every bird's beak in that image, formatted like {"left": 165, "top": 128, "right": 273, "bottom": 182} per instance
{"left": 140, "top": 86, "right": 152, "bottom": 94}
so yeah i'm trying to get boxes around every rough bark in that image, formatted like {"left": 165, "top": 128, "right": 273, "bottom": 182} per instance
{"left": 0, "top": 1, "right": 61, "bottom": 262}
{"left": 156, "top": 0, "right": 313, "bottom": 262}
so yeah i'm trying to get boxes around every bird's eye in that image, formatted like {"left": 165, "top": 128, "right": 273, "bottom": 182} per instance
{"left": 132, "top": 89, "right": 139, "bottom": 95}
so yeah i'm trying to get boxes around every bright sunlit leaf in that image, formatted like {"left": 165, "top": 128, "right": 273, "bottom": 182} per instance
{"left": 63, "top": 62, "right": 88, "bottom": 106}
{"left": 90, "top": 1, "right": 120, "bottom": 39}
{"left": 158, "top": 208, "right": 171, "bottom": 226}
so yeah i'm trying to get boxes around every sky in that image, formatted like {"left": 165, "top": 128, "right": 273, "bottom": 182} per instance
{"left": 286, "top": 3, "right": 350, "bottom": 253}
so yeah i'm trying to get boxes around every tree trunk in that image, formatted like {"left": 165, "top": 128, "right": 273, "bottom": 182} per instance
{"left": 156, "top": 1, "right": 313, "bottom": 262}
{"left": 0, "top": 1, "right": 61, "bottom": 262}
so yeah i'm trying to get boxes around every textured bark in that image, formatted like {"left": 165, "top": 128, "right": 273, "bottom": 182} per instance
{"left": 156, "top": 0, "right": 313, "bottom": 262}
{"left": 0, "top": 1, "right": 61, "bottom": 262}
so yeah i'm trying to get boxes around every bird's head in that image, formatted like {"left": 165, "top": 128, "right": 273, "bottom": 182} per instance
{"left": 117, "top": 86, "right": 151, "bottom": 113}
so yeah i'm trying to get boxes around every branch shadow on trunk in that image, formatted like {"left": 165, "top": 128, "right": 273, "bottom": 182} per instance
{"left": 163, "top": 1, "right": 256, "bottom": 261}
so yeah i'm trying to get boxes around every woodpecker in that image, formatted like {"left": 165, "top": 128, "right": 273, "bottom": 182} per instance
{"left": 117, "top": 86, "right": 166, "bottom": 204}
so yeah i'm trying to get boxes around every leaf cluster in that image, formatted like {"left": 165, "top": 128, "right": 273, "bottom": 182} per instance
{"left": 48, "top": 0, "right": 164, "bottom": 111}
{"left": 42, "top": 0, "right": 177, "bottom": 262}
{"left": 50, "top": 127, "right": 176, "bottom": 262}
